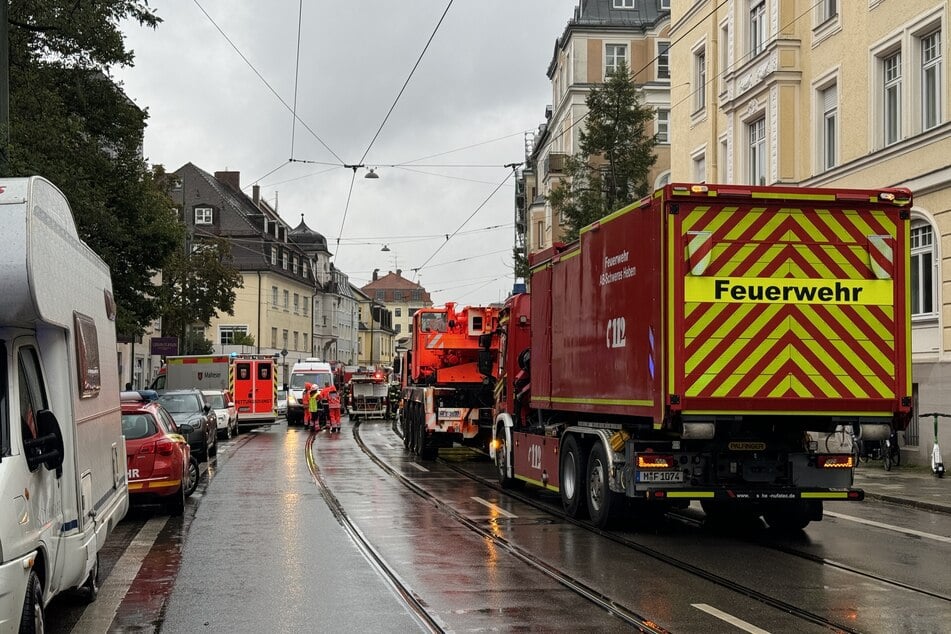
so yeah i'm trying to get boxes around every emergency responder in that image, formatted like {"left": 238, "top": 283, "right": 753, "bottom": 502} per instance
{"left": 302, "top": 382, "right": 312, "bottom": 428}
{"left": 309, "top": 383, "right": 323, "bottom": 429}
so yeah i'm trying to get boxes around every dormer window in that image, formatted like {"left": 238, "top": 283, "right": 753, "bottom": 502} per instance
{"left": 194, "top": 207, "right": 213, "bottom": 225}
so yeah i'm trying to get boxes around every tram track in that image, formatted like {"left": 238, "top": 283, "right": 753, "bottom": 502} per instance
{"left": 304, "top": 430, "right": 445, "bottom": 633}
{"left": 436, "top": 443, "right": 951, "bottom": 630}
{"left": 349, "top": 422, "right": 669, "bottom": 633}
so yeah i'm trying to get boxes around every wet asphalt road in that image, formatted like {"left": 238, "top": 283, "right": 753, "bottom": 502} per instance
{"left": 43, "top": 417, "right": 951, "bottom": 632}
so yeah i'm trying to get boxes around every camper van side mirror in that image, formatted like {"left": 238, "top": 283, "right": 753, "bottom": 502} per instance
{"left": 24, "top": 409, "right": 65, "bottom": 477}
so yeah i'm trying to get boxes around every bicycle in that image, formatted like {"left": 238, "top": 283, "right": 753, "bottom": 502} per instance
{"left": 883, "top": 429, "right": 901, "bottom": 471}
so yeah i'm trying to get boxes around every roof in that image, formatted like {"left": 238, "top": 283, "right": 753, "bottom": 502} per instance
{"left": 360, "top": 271, "right": 432, "bottom": 304}
{"left": 289, "top": 214, "right": 329, "bottom": 253}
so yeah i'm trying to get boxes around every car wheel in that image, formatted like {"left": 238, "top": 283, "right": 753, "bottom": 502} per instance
{"left": 208, "top": 430, "right": 218, "bottom": 457}
{"left": 79, "top": 554, "right": 100, "bottom": 603}
{"left": 21, "top": 570, "right": 44, "bottom": 634}
{"left": 232, "top": 417, "right": 240, "bottom": 436}
{"left": 185, "top": 457, "right": 200, "bottom": 497}
{"left": 224, "top": 421, "right": 232, "bottom": 440}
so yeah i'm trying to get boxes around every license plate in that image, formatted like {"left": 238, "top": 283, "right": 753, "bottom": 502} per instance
{"left": 636, "top": 470, "right": 684, "bottom": 483}
{"left": 438, "top": 408, "right": 463, "bottom": 420}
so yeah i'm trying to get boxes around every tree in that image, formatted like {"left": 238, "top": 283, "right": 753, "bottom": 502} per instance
{"left": 549, "top": 61, "right": 658, "bottom": 241}
{"left": 183, "top": 330, "right": 214, "bottom": 356}
{"left": 512, "top": 246, "right": 529, "bottom": 279}
{"left": 159, "top": 238, "right": 244, "bottom": 350}
{"left": 232, "top": 332, "right": 256, "bottom": 347}
{"left": 5, "top": 2, "right": 183, "bottom": 339}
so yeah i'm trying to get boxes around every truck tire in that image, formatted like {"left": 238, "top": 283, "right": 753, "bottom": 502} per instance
{"left": 20, "top": 570, "right": 44, "bottom": 634}
{"left": 495, "top": 426, "right": 520, "bottom": 489}
{"left": 560, "top": 436, "right": 587, "bottom": 518}
{"left": 764, "top": 500, "right": 820, "bottom": 532}
{"left": 586, "top": 443, "right": 616, "bottom": 528}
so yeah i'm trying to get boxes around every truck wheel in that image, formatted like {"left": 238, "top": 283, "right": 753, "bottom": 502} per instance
{"left": 79, "top": 555, "right": 100, "bottom": 603}
{"left": 21, "top": 570, "right": 44, "bottom": 634}
{"left": 495, "top": 427, "right": 517, "bottom": 489}
{"left": 764, "top": 500, "right": 820, "bottom": 532}
{"left": 586, "top": 443, "right": 616, "bottom": 528}
{"left": 560, "top": 436, "right": 587, "bottom": 518}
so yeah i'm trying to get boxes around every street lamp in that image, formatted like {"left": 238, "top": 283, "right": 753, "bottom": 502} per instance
{"left": 280, "top": 348, "right": 288, "bottom": 390}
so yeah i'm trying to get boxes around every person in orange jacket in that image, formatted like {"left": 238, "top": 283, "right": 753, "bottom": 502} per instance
{"left": 325, "top": 383, "right": 342, "bottom": 433}
{"left": 301, "top": 382, "right": 312, "bottom": 428}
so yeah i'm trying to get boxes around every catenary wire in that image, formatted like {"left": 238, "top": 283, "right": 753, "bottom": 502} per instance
{"left": 289, "top": 0, "right": 304, "bottom": 157}
{"left": 393, "top": 165, "right": 513, "bottom": 187}
{"left": 358, "top": 0, "right": 454, "bottom": 165}
{"left": 333, "top": 169, "right": 359, "bottom": 259}
{"left": 391, "top": 130, "right": 528, "bottom": 165}
{"left": 192, "top": 0, "right": 344, "bottom": 165}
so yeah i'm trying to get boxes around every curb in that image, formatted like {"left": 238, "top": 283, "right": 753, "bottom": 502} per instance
{"left": 862, "top": 491, "right": 951, "bottom": 516}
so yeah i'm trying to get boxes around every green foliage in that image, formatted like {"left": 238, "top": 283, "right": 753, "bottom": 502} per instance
{"left": 512, "top": 246, "right": 529, "bottom": 279}
{"left": 232, "top": 332, "right": 256, "bottom": 347}
{"left": 159, "top": 238, "right": 244, "bottom": 343}
{"left": 183, "top": 330, "right": 214, "bottom": 356}
{"left": 549, "top": 61, "right": 658, "bottom": 241}
{"left": 6, "top": 1, "right": 181, "bottom": 339}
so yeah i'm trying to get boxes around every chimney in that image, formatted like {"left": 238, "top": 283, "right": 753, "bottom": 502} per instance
{"left": 252, "top": 184, "right": 260, "bottom": 205}
{"left": 396, "top": 268, "right": 402, "bottom": 277}
{"left": 214, "top": 171, "right": 240, "bottom": 191}
{"left": 372, "top": 268, "right": 379, "bottom": 281}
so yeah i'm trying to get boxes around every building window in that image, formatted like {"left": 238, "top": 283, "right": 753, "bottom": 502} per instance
{"left": 303, "top": 262, "right": 309, "bottom": 279}
{"left": 293, "top": 293, "right": 300, "bottom": 314}
{"left": 921, "top": 30, "right": 942, "bottom": 131}
{"left": 694, "top": 48, "right": 706, "bottom": 111}
{"left": 194, "top": 207, "right": 213, "bottom": 225}
{"left": 302, "top": 334, "right": 308, "bottom": 354}
{"left": 219, "top": 325, "right": 248, "bottom": 345}
{"left": 693, "top": 154, "right": 706, "bottom": 182}
{"left": 303, "top": 300, "right": 308, "bottom": 317}
{"left": 613, "top": 0, "right": 634, "bottom": 7}
{"left": 271, "top": 246, "right": 277, "bottom": 265}
{"left": 605, "top": 43, "right": 628, "bottom": 78}
{"left": 719, "top": 23, "right": 729, "bottom": 93}
{"left": 656, "top": 109, "right": 669, "bottom": 143}
{"left": 750, "top": 1, "right": 766, "bottom": 57}
{"left": 749, "top": 117, "right": 766, "bottom": 185}
{"left": 883, "top": 50, "right": 902, "bottom": 145}
{"left": 819, "top": 0, "right": 837, "bottom": 24}
{"left": 293, "top": 256, "right": 299, "bottom": 275}
{"left": 910, "top": 222, "right": 935, "bottom": 317}
{"left": 282, "top": 252, "right": 288, "bottom": 270}
{"left": 271, "top": 286, "right": 278, "bottom": 307}
{"left": 660, "top": 0, "right": 670, "bottom": 9}
{"left": 394, "top": 290, "right": 403, "bottom": 300}
{"left": 820, "top": 83, "right": 837, "bottom": 170}
{"left": 395, "top": 307, "right": 402, "bottom": 317}
{"left": 293, "top": 332, "right": 299, "bottom": 350}
{"left": 719, "top": 137, "right": 729, "bottom": 182}
{"left": 271, "top": 327, "right": 277, "bottom": 348}
{"left": 657, "top": 41, "right": 670, "bottom": 79}
{"left": 412, "top": 290, "right": 422, "bottom": 301}
{"left": 283, "top": 290, "right": 289, "bottom": 310}
{"left": 282, "top": 330, "right": 288, "bottom": 347}
{"left": 375, "top": 290, "right": 385, "bottom": 301}
{"left": 396, "top": 324, "right": 401, "bottom": 333}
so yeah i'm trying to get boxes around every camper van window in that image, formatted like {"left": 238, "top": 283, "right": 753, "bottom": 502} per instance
{"left": 17, "top": 347, "right": 48, "bottom": 469}
{"left": 74, "top": 312, "right": 102, "bottom": 398}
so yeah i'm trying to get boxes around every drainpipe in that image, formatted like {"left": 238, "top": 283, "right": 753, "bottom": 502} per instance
{"left": 257, "top": 271, "right": 262, "bottom": 354}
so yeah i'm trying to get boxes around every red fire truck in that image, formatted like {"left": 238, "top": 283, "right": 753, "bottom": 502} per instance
{"left": 489, "top": 183, "right": 913, "bottom": 530}
{"left": 348, "top": 367, "right": 389, "bottom": 421}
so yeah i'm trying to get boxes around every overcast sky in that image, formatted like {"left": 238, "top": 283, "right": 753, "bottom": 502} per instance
{"left": 115, "top": 0, "right": 579, "bottom": 306}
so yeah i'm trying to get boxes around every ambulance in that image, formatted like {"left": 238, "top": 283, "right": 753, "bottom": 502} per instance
{"left": 286, "top": 358, "right": 333, "bottom": 425}
{"left": 229, "top": 355, "right": 278, "bottom": 430}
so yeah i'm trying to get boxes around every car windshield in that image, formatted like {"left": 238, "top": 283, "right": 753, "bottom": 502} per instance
{"left": 121, "top": 412, "right": 158, "bottom": 440}
{"left": 205, "top": 393, "right": 225, "bottom": 409}
{"left": 290, "top": 372, "right": 333, "bottom": 390}
{"left": 157, "top": 394, "right": 200, "bottom": 414}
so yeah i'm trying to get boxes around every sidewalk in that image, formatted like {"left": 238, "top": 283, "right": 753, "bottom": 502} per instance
{"left": 853, "top": 461, "right": 950, "bottom": 514}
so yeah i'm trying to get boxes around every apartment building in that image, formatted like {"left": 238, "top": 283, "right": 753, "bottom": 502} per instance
{"left": 360, "top": 269, "right": 433, "bottom": 338}
{"left": 669, "top": 1, "right": 950, "bottom": 463}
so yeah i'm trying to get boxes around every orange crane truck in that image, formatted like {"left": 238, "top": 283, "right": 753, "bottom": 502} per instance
{"left": 489, "top": 183, "right": 913, "bottom": 530}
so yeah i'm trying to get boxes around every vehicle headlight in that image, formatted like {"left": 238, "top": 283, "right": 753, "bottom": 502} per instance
{"left": 288, "top": 394, "right": 297, "bottom": 404}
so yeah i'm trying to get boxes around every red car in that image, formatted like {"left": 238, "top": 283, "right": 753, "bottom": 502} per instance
{"left": 121, "top": 393, "right": 198, "bottom": 515}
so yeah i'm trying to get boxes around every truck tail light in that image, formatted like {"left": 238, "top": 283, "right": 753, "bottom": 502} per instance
{"left": 818, "top": 454, "right": 854, "bottom": 468}
{"left": 637, "top": 454, "right": 675, "bottom": 469}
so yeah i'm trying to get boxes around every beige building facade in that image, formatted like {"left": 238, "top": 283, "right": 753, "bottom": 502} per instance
{"left": 670, "top": 0, "right": 951, "bottom": 464}
{"left": 520, "top": 0, "right": 672, "bottom": 256}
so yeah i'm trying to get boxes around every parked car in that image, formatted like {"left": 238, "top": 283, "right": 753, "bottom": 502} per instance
{"left": 276, "top": 388, "right": 288, "bottom": 417}
{"left": 157, "top": 389, "right": 218, "bottom": 461}
{"left": 121, "top": 394, "right": 198, "bottom": 515}
{"left": 202, "top": 389, "right": 239, "bottom": 439}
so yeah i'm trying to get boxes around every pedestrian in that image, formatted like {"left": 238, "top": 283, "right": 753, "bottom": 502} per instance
{"left": 302, "top": 382, "right": 312, "bottom": 428}
{"left": 309, "top": 383, "right": 322, "bottom": 430}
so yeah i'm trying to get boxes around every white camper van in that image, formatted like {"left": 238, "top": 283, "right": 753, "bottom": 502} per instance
{"left": 0, "top": 177, "right": 129, "bottom": 631}
{"left": 285, "top": 359, "right": 333, "bottom": 425}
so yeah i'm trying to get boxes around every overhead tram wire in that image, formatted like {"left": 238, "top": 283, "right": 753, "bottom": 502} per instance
{"left": 333, "top": 167, "right": 359, "bottom": 259}
{"left": 289, "top": 0, "right": 304, "bottom": 158}
{"left": 192, "top": 0, "right": 344, "bottom": 165}
{"left": 357, "top": 0, "right": 454, "bottom": 165}
{"left": 393, "top": 165, "right": 512, "bottom": 186}
{"left": 391, "top": 130, "right": 528, "bottom": 166}
{"left": 410, "top": 166, "right": 514, "bottom": 276}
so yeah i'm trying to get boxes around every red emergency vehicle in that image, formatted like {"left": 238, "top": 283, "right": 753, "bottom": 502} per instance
{"left": 229, "top": 354, "right": 278, "bottom": 429}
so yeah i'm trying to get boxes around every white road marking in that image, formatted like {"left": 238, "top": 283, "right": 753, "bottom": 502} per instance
{"left": 471, "top": 496, "right": 517, "bottom": 518}
{"left": 408, "top": 462, "right": 429, "bottom": 472}
{"left": 71, "top": 516, "right": 169, "bottom": 633}
{"left": 825, "top": 511, "right": 951, "bottom": 544}
{"left": 691, "top": 604, "right": 771, "bottom": 634}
